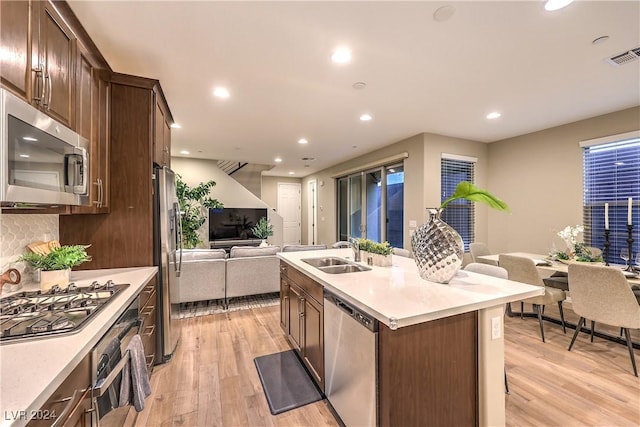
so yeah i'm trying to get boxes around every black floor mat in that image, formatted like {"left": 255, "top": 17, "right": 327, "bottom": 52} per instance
{"left": 254, "top": 350, "right": 322, "bottom": 415}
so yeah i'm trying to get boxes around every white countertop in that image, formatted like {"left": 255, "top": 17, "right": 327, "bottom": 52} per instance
{"left": 278, "top": 249, "right": 544, "bottom": 329}
{"left": 0, "top": 267, "right": 157, "bottom": 427}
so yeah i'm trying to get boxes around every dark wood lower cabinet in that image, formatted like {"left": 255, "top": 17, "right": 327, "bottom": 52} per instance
{"left": 27, "top": 352, "right": 93, "bottom": 427}
{"left": 280, "top": 261, "right": 324, "bottom": 392}
{"left": 378, "top": 311, "right": 478, "bottom": 427}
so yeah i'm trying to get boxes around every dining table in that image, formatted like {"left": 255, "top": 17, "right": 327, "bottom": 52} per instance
{"left": 475, "top": 252, "right": 640, "bottom": 348}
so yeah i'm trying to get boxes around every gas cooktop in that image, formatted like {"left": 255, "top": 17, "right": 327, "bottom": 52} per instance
{"left": 0, "top": 280, "right": 128, "bottom": 343}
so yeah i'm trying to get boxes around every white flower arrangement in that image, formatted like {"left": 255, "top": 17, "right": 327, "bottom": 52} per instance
{"left": 557, "top": 225, "right": 584, "bottom": 250}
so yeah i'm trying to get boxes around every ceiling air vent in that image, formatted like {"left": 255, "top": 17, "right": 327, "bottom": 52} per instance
{"left": 606, "top": 46, "right": 640, "bottom": 66}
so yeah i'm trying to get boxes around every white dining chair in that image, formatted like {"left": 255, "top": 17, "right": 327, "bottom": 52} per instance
{"left": 469, "top": 242, "right": 498, "bottom": 266}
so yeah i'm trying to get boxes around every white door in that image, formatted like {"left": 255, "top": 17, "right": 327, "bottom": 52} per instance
{"left": 307, "top": 180, "right": 318, "bottom": 244}
{"left": 277, "top": 183, "right": 301, "bottom": 245}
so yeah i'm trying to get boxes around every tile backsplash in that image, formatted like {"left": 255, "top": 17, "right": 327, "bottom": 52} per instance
{"left": 0, "top": 214, "right": 59, "bottom": 276}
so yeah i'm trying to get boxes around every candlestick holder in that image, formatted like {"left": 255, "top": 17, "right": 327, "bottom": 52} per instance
{"left": 625, "top": 224, "right": 634, "bottom": 272}
{"left": 603, "top": 229, "right": 610, "bottom": 266}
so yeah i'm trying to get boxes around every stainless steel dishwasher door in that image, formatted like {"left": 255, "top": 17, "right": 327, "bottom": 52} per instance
{"left": 324, "top": 291, "right": 378, "bottom": 427}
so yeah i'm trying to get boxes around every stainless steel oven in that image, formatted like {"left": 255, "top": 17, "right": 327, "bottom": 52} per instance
{"left": 0, "top": 88, "right": 89, "bottom": 207}
{"left": 91, "top": 295, "right": 141, "bottom": 426}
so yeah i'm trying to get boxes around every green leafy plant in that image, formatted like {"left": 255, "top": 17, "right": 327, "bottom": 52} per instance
{"left": 19, "top": 245, "right": 91, "bottom": 271}
{"left": 251, "top": 217, "right": 274, "bottom": 240}
{"left": 176, "top": 175, "right": 223, "bottom": 249}
{"left": 440, "top": 181, "right": 510, "bottom": 212}
{"left": 357, "top": 238, "right": 393, "bottom": 256}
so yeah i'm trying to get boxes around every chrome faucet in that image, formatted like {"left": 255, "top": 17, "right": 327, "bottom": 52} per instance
{"left": 348, "top": 237, "right": 361, "bottom": 262}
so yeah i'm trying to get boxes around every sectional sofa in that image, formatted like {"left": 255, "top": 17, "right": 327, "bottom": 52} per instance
{"left": 179, "top": 245, "right": 327, "bottom": 306}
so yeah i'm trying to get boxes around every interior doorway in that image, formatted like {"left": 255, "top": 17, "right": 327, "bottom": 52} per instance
{"left": 277, "top": 182, "right": 301, "bottom": 245}
{"left": 307, "top": 180, "right": 318, "bottom": 244}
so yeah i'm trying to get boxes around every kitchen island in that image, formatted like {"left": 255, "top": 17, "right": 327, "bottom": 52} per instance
{"left": 0, "top": 267, "right": 157, "bottom": 427}
{"left": 278, "top": 248, "right": 543, "bottom": 427}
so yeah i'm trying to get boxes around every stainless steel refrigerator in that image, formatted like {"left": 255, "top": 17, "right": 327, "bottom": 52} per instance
{"left": 154, "top": 165, "right": 182, "bottom": 362}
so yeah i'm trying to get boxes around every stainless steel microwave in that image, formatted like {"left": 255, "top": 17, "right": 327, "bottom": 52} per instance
{"left": 0, "top": 88, "right": 89, "bottom": 207}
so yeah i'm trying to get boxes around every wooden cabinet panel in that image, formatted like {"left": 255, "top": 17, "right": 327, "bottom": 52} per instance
{"left": 28, "top": 352, "right": 92, "bottom": 426}
{"left": 303, "top": 296, "right": 324, "bottom": 389}
{"left": 0, "top": 0, "right": 32, "bottom": 100}
{"left": 36, "top": 1, "right": 75, "bottom": 127}
{"left": 378, "top": 311, "right": 478, "bottom": 427}
{"left": 280, "top": 262, "right": 324, "bottom": 391}
{"left": 71, "top": 42, "right": 110, "bottom": 214}
{"left": 163, "top": 119, "right": 171, "bottom": 167}
{"left": 154, "top": 100, "right": 165, "bottom": 166}
{"left": 287, "top": 284, "right": 303, "bottom": 352}
{"left": 280, "top": 276, "right": 290, "bottom": 333}
{"left": 140, "top": 288, "right": 157, "bottom": 372}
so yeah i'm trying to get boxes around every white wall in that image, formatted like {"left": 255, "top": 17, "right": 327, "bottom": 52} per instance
{"left": 487, "top": 106, "right": 640, "bottom": 254}
{"left": 171, "top": 157, "right": 284, "bottom": 248}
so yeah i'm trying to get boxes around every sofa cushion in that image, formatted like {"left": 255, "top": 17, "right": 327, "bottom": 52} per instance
{"left": 282, "top": 244, "right": 327, "bottom": 252}
{"left": 182, "top": 249, "right": 227, "bottom": 260}
{"left": 229, "top": 246, "right": 280, "bottom": 258}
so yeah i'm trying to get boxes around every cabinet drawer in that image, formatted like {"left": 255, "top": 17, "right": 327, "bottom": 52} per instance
{"left": 139, "top": 277, "right": 157, "bottom": 308}
{"left": 139, "top": 291, "right": 157, "bottom": 371}
{"left": 280, "top": 262, "right": 323, "bottom": 305}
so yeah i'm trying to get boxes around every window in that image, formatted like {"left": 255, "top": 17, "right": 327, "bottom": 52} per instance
{"left": 337, "top": 163, "right": 404, "bottom": 248}
{"left": 441, "top": 154, "right": 476, "bottom": 251}
{"left": 582, "top": 131, "right": 640, "bottom": 263}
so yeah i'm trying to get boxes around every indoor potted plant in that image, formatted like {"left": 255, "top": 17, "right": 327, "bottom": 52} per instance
{"left": 251, "top": 217, "right": 274, "bottom": 246}
{"left": 19, "top": 245, "right": 91, "bottom": 290}
{"left": 358, "top": 238, "right": 393, "bottom": 267}
{"left": 176, "top": 175, "right": 223, "bottom": 249}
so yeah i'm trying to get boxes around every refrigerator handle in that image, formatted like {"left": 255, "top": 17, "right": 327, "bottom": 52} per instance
{"left": 174, "top": 202, "right": 183, "bottom": 277}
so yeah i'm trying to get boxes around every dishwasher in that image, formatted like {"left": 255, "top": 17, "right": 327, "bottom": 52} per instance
{"left": 324, "top": 290, "right": 378, "bottom": 427}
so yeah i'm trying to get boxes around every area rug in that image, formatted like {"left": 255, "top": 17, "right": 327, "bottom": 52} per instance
{"left": 254, "top": 350, "right": 323, "bottom": 415}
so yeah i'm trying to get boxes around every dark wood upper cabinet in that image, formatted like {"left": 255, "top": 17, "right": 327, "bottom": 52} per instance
{"left": 71, "top": 41, "right": 110, "bottom": 214}
{"left": 154, "top": 87, "right": 172, "bottom": 167}
{"left": 0, "top": 1, "right": 32, "bottom": 100}
{"left": 32, "top": 0, "right": 76, "bottom": 128}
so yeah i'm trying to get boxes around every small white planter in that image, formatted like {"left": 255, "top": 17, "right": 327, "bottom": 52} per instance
{"left": 362, "top": 251, "right": 392, "bottom": 267}
{"left": 40, "top": 269, "right": 71, "bottom": 291}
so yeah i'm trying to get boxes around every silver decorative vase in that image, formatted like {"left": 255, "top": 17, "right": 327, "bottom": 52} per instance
{"left": 411, "top": 208, "right": 464, "bottom": 284}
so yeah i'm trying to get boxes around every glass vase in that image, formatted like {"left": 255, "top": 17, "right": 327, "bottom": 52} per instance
{"left": 411, "top": 208, "right": 464, "bottom": 283}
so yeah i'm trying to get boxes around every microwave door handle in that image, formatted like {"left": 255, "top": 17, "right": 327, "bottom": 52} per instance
{"left": 76, "top": 147, "right": 88, "bottom": 195}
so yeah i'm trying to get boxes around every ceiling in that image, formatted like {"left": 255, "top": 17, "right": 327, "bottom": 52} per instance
{"left": 67, "top": 1, "right": 640, "bottom": 177}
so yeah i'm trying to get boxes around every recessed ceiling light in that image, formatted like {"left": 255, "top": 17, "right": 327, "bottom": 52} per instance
{"left": 180, "top": 150, "right": 190, "bottom": 155}
{"left": 486, "top": 112, "right": 501, "bottom": 120}
{"left": 331, "top": 47, "right": 352, "bottom": 64}
{"left": 19, "top": 154, "right": 30, "bottom": 158}
{"left": 352, "top": 82, "right": 367, "bottom": 90}
{"left": 544, "top": 0, "right": 574, "bottom": 11}
{"left": 433, "top": 5, "right": 456, "bottom": 22}
{"left": 170, "top": 123, "right": 181, "bottom": 129}
{"left": 22, "top": 137, "right": 38, "bottom": 142}
{"left": 592, "top": 36, "right": 609, "bottom": 45}
{"left": 288, "top": 171, "right": 295, "bottom": 175}
{"left": 274, "top": 157, "right": 282, "bottom": 163}
{"left": 360, "top": 114, "right": 372, "bottom": 121}
{"left": 213, "top": 87, "right": 230, "bottom": 98}
{"left": 298, "top": 138, "right": 308, "bottom": 144}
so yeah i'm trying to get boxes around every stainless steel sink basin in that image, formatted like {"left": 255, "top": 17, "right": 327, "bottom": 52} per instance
{"left": 301, "top": 256, "right": 371, "bottom": 274}
{"left": 319, "top": 264, "right": 371, "bottom": 274}
{"left": 302, "top": 257, "right": 351, "bottom": 268}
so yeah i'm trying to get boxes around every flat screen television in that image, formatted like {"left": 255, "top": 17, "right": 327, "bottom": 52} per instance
{"left": 209, "top": 207, "right": 268, "bottom": 241}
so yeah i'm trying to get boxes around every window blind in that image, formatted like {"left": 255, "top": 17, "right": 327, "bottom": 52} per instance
{"left": 441, "top": 157, "right": 475, "bottom": 251}
{"left": 583, "top": 135, "right": 640, "bottom": 263}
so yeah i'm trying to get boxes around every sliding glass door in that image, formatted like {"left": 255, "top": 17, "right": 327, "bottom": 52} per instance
{"left": 337, "top": 163, "right": 404, "bottom": 247}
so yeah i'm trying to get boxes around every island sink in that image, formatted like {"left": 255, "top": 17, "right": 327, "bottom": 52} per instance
{"left": 302, "top": 257, "right": 371, "bottom": 274}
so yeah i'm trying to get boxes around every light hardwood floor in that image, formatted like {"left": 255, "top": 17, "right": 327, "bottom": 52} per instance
{"left": 132, "top": 303, "right": 640, "bottom": 427}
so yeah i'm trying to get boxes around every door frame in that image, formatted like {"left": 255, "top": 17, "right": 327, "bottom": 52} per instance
{"left": 307, "top": 179, "right": 318, "bottom": 244}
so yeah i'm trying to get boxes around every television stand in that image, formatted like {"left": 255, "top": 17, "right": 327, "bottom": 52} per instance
{"left": 210, "top": 239, "right": 262, "bottom": 253}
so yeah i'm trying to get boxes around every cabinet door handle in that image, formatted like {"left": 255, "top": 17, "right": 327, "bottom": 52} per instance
{"left": 98, "top": 178, "right": 103, "bottom": 207}
{"left": 43, "top": 74, "right": 51, "bottom": 108}
{"left": 142, "top": 324, "right": 155, "bottom": 336}
{"left": 141, "top": 305, "right": 154, "bottom": 316}
{"left": 92, "top": 179, "right": 101, "bottom": 206}
{"left": 47, "top": 72, "right": 53, "bottom": 109}
{"left": 32, "top": 66, "right": 44, "bottom": 104}
{"left": 50, "top": 388, "right": 84, "bottom": 427}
